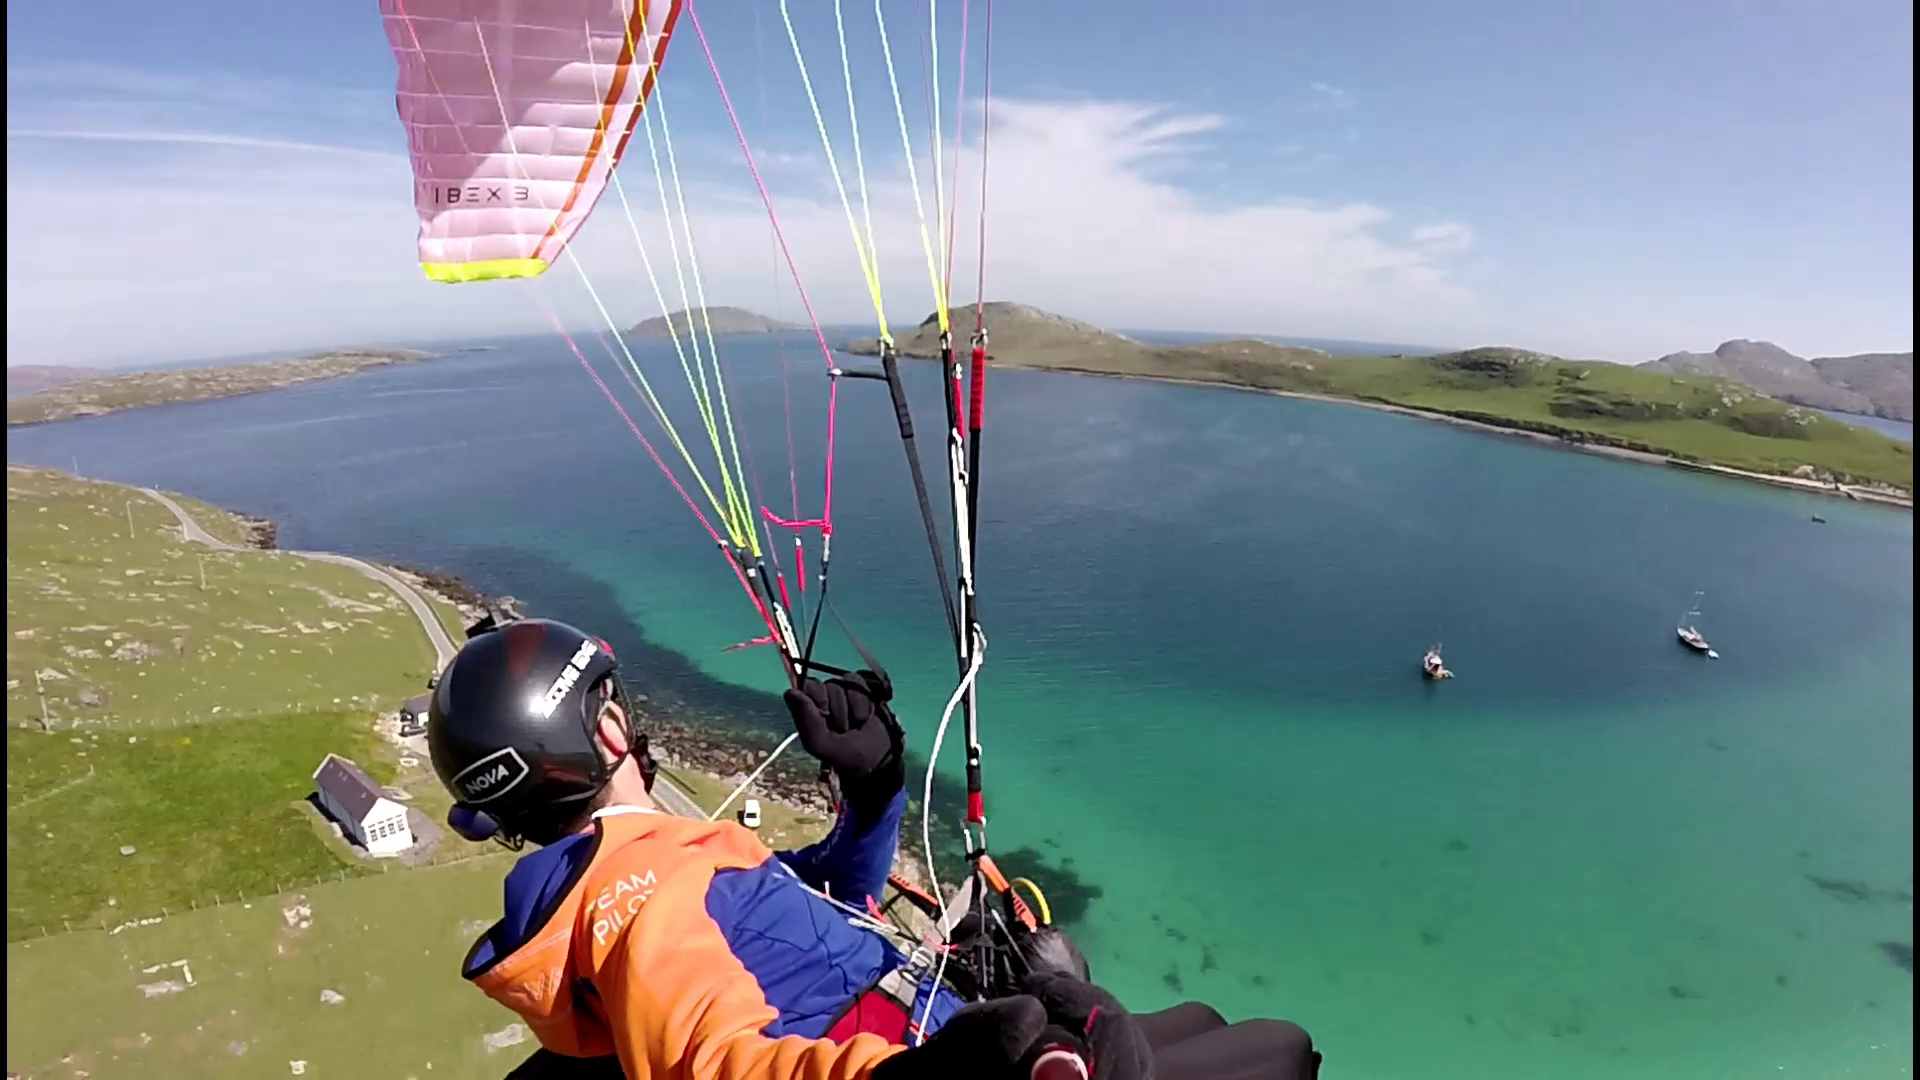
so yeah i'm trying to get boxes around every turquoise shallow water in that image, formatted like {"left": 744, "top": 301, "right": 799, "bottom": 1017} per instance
{"left": 10, "top": 335, "right": 1912, "bottom": 1078}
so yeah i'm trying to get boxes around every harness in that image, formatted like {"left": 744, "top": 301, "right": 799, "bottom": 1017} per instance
{"left": 819, "top": 856, "right": 1056, "bottom": 1048}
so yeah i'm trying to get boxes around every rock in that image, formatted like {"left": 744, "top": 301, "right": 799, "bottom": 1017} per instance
{"left": 483, "top": 1023, "right": 530, "bottom": 1053}
{"left": 111, "top": 640, "right": 158, "bottom": 663}
{"left": 319, "top": 989, "right": 346, "bottom": 1005}
{"left": 119, "top": 845, "right": 137, "bottom": 856}
{"left": 78, "top": 687, "right": 106, "bottom": 708}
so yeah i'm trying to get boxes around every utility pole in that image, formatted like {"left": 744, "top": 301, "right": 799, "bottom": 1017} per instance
{"left": 198, "top": 553, "right": 208, "bottom": 591}
{"left": 125, "top": 501, "right": 135, "bottom": 539}
{"left": 34, "top": 670, "right": 51, "bottom": 732}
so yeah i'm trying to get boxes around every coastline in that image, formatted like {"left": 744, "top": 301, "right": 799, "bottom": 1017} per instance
{"left": 340, "top": 549, "right": 942, "bottom": 869}
{"left": 5, "top": 349, "right": 440, "bottom": 429}
{"left": 55, "top": 467, "right": 842, "bottom": 841}
{"left": 1038, "top": 364, "right": 1915, "bottom": 510}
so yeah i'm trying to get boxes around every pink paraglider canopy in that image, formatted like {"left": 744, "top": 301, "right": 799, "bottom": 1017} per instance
{"left": 381, "top": 0, "right": 681, "bottom": 283}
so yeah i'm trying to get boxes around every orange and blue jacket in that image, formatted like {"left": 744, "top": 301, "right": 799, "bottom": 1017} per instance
{"left": 459, "top": 789, "right": 964, "bottom": 1079}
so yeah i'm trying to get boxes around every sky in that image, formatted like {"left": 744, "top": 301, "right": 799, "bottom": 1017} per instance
{"left": 6, "top": 0, "right": 1913, "bottom": 368}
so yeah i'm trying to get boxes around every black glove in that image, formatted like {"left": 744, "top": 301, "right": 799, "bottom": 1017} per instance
{"left": 871, "top": 995, "right": 1050, "bottom": 1080}
{"left": 1022, "top": 973, "right": 1154, "bottom": 1080}
{"left": 782, "top": 670, "right": 905, "bottom": 812}
{"left": 1016, "top": 924, "right": 1093, "bottom": 983}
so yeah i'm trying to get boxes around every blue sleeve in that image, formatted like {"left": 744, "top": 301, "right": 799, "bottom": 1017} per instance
{"left": 775, "top": 787, "right": 906, "bottom": 906}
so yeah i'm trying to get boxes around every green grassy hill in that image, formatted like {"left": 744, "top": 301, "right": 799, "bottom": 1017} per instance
{"left": 2, "top": 467, "right": 531, "bottom": 1078}
{"left": 846, "top": 305, "right": 1913, "bottom": 495}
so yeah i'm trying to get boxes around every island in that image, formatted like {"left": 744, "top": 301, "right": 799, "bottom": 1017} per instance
{"left": 626, "top": 305, "right": 803, "bottom": 338}
{"left": 842, "top": 302, "right": 1912, "bottom": 504}
{"left": 5, "top": 348, "right": 438, "bottom": 427}
{"left": 6, "top": 364, "right": 101, "bottom": 398}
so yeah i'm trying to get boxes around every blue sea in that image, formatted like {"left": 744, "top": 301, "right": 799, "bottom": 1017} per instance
{"left": 8, "top": 332, "right": 1911, "bottom": 1078}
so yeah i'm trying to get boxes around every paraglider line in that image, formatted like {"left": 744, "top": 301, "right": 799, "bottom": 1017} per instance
{"left": 686, "top": 0, "right": 845, "bottom": 535}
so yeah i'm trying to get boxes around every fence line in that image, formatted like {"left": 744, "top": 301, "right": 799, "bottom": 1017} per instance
{"left": 15, "top": 847, "right": 505, "bottom": 942}
{"left": 8, "top": 693, "right": 412, "bottom": 734}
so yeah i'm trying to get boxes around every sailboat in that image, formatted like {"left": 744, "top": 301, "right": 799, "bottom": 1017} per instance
{"left": 1676, "top": 591, "right": 1719, "bottom": 659}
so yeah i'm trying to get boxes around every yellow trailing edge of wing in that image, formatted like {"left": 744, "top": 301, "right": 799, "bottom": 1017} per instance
{"left": 422, "top": 258, "right": 552, "bottom": 284}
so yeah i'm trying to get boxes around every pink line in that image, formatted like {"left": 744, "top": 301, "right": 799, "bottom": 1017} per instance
{"left": 686, "top": 1, "right": 840, "bottom": 538}
{"left": 541, "top": 301, "right": 722, "bottom": 547}
{"left": 943, "top": 0, "right": 972, "bottom": 299}
{"left": 973, "top": 0, "right": 994, "bottom": 333}
{"left": 537, "top": 296, "right": 785, "bottom": 650}
{"left": 762, "top": 508, "right": 829, "bottom": 530}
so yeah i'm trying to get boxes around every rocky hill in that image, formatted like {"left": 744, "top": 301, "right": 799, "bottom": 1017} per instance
{"left": 1810, "top": 352, "right": 1912, "bottom": 421}
{"left": 627, "top": 306, "right": 802, "bottom": 338}
{"left": 1640, "top": 340, "right": 1911, "bottom": 422}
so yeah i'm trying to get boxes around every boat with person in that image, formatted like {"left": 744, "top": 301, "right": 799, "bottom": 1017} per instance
{"left": 1422, "top": 644, "right": 1454, "bottom": 680}
{"left": 1677, "top": 591, "right": 1719, "bottom": 659}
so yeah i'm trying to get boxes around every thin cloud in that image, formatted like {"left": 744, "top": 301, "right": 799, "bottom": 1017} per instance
{"left": 6, "top": 69, "right": 1477, "bottom": 366}
{"left": 1411, "top": 222, "right": 1475, "bottom": 255}
{"left": 6, "top": 128, "right": 403, "bottom": 160}
{"left": 1306, "top": 82, "right": 1356, "bottom": 111}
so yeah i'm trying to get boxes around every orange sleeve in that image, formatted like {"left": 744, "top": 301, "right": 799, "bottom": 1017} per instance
{"left": 582, "top": 845, "right": 907, "bottom": 1080}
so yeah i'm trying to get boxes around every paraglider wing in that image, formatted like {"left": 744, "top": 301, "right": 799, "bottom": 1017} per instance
{"left": 382, "top": 0, "right": 682, "bottom": 284}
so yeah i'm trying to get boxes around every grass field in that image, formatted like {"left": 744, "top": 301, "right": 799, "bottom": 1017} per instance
{"left": 6, "top": 713, "right": 397, "bottom": 940}
{"left": 5, "top": 466, "right": 472, "bottom": 940}
{"left": 5, "top": 468, "right": 522, "bottom": 1075}
{"left": 5, "top": 858, "right": 529, "bottom": 1080}
{"left": 6, "top": 466, "right": 439, "bottom": 729}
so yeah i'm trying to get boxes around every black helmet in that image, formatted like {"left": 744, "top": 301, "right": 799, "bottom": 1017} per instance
{"left": 427, "top": 617, "right": 653, "bottom": 843}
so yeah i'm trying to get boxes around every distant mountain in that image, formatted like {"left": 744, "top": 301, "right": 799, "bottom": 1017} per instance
{"left": 1640, "top": 340, "right": 1911, "bottom": 422}
{"left": 1810, "top": 352, "right": 1912, "bottom": 422}
{"left": 626, "top": 306, "right": 802, "bottom": 338}
{"left": 7, "top": 364, "right": 99, "bottom": 398}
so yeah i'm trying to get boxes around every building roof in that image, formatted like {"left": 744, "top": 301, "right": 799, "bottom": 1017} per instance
{"left": 312, "top": 753, "right": 389, "bottom": 825}
{"left": 401, "top": 693, "right": 432, "bottom": 718}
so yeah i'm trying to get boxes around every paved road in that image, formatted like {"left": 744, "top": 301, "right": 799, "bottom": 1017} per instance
{"left": 139, "top": 486, "right": 707, "bottom": 819}
{"left": 650, "top": 776, "right": 705, "bottom": 819}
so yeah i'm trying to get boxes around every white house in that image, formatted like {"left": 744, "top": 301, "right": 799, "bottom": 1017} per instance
{"left": 397, "top": 693, "right": 431, "bottom": 737}
{"left": 313, "top": 753, "right": 413, "bottom": 857}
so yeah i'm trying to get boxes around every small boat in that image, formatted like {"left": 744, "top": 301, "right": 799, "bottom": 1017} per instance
{"left": 1422, "top": 644, "right": 1453, "bottom": 680}
{"left": 1810, "top": 514, "right": 1827, "bottom": 524}
{"left": 1677, "top": 591, "right": 1719, "bottom": 659}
